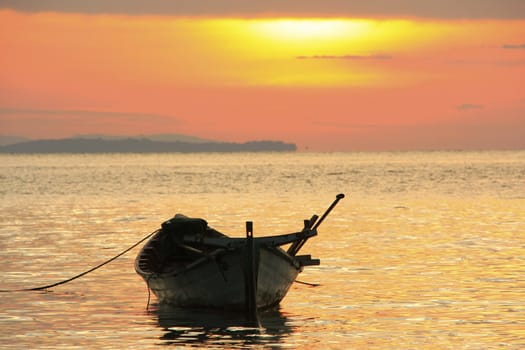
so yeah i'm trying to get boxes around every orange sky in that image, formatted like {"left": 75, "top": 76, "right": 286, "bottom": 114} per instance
{"left": 1, "top": 5, "right": 524, "bottom": 151}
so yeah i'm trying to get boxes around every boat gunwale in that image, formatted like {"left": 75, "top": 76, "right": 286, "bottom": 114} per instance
{"left": 134, "top": 231, "right": 304, "bottom": 279}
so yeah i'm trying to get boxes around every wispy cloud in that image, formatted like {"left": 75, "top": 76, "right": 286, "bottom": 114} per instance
{"left": 457, "top": 103, "right": 484, "bottom": 110}
{"left": 296, "top": 54, "right": 393, "bottom": 60}
{"left": 502, "top": 43, "right": 525, "bottom": 49}
{"left": 0, "top": 107, "right": 182, "bottom": 139}
{"left": 0, "top": 108, "right": 178, "bottom": 122}
{"left": 1, "top": 0, "right": 524, "bottom": 19}
{"left": 313, "top": 121, "right": 383, "bottom": 129}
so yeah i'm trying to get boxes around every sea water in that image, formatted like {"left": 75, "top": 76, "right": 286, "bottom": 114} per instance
{"left": 0, "top": 151, "right": 524, "bottom": 349}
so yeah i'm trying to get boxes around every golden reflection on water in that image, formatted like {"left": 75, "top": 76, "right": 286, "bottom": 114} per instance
{"left": 0, "top": 152, "right": 524, "bottom": 349}
{"left": 298, "top": 198, "right": 525, "bottom": 349}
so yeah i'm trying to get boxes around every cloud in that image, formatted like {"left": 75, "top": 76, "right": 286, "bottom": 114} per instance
{"left": 313, "top": 121, "right": 383, "bottom": 129}
{"left": 457, "top": 103, "right": 484, "bottom": 110}
{"left": 1, "top": 0, "right": 525, "bottom": 19}
{"left": 502, "top": 44, "right": 525, "bottom": 49}
{"left": 296, "top": 54, "right": 392, "bottom": 60}
{"left": 0, "top": 107, "right": 182, "bottom": 139}
{"left": 0, "top": 107, "right": 178, "bottom": 123}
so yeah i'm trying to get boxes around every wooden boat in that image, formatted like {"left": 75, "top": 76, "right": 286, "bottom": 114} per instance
{"left": 135, "top": 194, "right": 344, "bottom": 312}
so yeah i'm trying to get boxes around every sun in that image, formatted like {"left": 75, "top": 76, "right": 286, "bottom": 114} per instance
{"left": 163, "top": 18, "right": 420, "bottom": 87}
{"left": 249, "top": 18, "right": 372, "bottom": 41}
{"left": 255, "top": 19, "right": 348, "bottom": 40}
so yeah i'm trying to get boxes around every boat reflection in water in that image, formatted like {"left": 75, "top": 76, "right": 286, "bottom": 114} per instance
{"left": 151, "top": 303, "right": 294, "bottom": 348}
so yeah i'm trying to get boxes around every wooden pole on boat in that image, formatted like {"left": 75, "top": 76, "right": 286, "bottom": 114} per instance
{"left": 288, "top": 193, "right": 345, "bottom": 256}
{"left": 312, "top": 193, "right": 345, "bottom": 230}
{"left": 244, "top": 221, "right": 260, "bottom": 327}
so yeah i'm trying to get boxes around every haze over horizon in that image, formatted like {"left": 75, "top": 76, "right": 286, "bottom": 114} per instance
{"left": 1, "top": 1, "right": 524, "bottom": 151}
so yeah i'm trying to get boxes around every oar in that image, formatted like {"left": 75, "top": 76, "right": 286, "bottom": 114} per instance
{"left": 288, "top": 193, "right": 345, "bottom": 255}
{"left": 311, "top": 193, "right": 345, "bottom": 230}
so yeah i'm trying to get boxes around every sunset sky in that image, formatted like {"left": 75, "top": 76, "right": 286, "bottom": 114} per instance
{"left": 1, "top": 1, "right": 524, "bottom": 151}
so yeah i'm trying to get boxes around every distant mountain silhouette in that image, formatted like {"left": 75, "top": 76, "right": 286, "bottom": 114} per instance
{"left": 0, "top": 135, "right": 30, "bottom": 146}
{"left": 0, "top": 137, "right": 297, "bottom": 153}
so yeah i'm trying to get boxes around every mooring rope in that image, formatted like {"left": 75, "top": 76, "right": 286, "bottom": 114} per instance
{"left": 0, "top": 229, "right": 159, "bottom": 293}
{"left": 294, "top": 279, "right": 320, "bottom": 287}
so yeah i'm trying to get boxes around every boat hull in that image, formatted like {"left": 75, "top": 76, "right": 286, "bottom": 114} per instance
{"left": 138, "top": 246, "right": 301, "bottom": 310}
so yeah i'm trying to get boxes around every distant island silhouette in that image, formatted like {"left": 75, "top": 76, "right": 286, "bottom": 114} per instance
{"left": 0, "top": 137, "right": 297, "bottom": 153}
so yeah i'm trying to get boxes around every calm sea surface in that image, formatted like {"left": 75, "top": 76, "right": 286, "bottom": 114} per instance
{"left": 1, "top": 152, "right": 524, "bottom": 349}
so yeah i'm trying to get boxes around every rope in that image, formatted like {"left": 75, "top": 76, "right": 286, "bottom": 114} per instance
{"left": 294, "top": 279, "right": 320, "bottom": 287}
{"left": 0, "top": 229, "right": 159, "bottom": 293}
